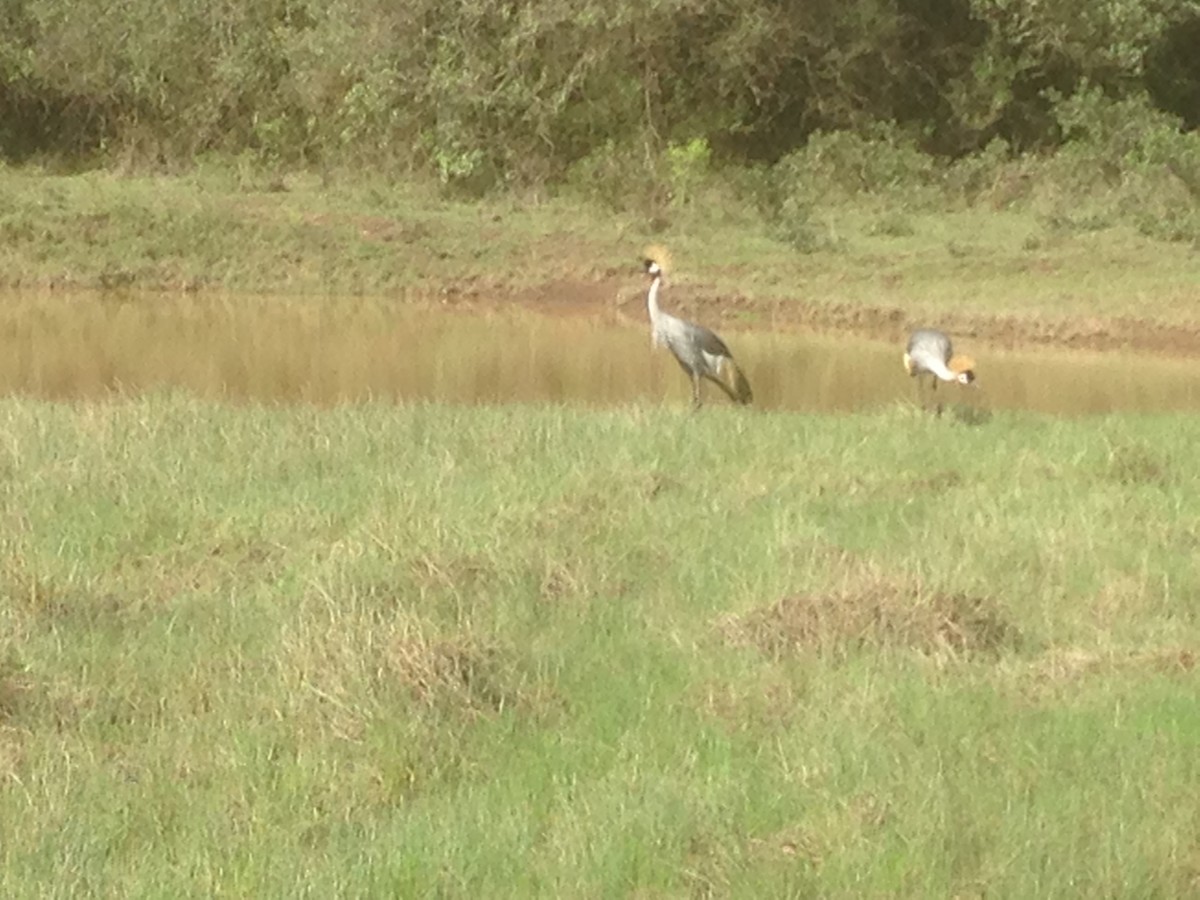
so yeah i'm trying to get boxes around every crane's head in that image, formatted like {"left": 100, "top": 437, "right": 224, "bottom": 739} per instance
{"left": 642, "top": 244, "right": 671, "bottom": 280}
{"left": 949, "top": 355, "right": 976, "bottom": 385}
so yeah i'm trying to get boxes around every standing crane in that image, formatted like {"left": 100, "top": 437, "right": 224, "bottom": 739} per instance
{"left": 643, "top": 249, "right": 752, "bottom": 410}
{"left": 903, "top": 327, "right": 976, "bottom": 415}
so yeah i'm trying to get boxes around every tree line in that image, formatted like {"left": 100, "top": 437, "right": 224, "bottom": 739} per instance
{"left": 2, "top": 0, "right": 1198, "bottom": 185}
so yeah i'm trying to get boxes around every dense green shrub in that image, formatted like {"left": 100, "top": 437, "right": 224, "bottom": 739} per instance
{"left": 1, "top": 0, "right": 1198, "bottom": 206}
{"left": 1033, "top": 86, "right": 1200, "bottom": 241}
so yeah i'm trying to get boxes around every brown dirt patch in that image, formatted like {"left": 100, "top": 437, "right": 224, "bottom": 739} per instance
{"left": 721, "top": 577, "right": 1020, "bottom": 660}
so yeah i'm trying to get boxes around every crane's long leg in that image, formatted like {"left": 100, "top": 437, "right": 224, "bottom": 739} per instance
{"left": 930, "top": 376, "right": 943, "bottom": 417}
{"left": 691, "top": 371, "right": 703, "bottom": 411}
{"left": 914, "top": 374, "right": 931, "bottom": 411}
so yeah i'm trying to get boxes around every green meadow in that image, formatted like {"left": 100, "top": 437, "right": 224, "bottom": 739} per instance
{"left": 2, "top": 394, "right": 1198, "bottom": 896}
{"left": 5, "top": 3, "right": 1200, "bottom": 891}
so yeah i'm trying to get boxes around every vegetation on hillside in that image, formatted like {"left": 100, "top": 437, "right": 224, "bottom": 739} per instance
{"left": 3, "top": 1, "right": 1200, "bottom": 250}
{"left": 2, "top": 1, "right": 1198, "bottom": 179}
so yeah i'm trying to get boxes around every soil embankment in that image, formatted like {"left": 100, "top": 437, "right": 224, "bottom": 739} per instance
{"left": 440, "top": 276, "right": 1200, "bottom": 357}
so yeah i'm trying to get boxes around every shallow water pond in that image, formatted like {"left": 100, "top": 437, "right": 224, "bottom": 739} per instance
{"left": 3, "top": 291, "right": 1199, "bottom": 415}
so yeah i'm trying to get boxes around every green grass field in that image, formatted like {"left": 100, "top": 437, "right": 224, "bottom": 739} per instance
{"left": 2, "top": 394, "right": 1198, "bottom": 896}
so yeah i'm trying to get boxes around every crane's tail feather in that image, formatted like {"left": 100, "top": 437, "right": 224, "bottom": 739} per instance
{"left": 718, "top": 357, "right": 753, "bottom": 405}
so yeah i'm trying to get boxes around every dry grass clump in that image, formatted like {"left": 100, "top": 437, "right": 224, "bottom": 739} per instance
{"left": 1008, "top": 644, "right": 1196, "bottom": 699}
{"left": 721, "top": 573, "right": 1020, "bottom": 661}
{"left": 1104, "top": 443, "right": 1173, "bottom": 487}
{"left": 0, "top": 655, "right": 31, "bottom": 722}
{"left": 3, "top": 565, "right": 125, "bottom": 629}
{"left": 381, "top": 625, "right": 518, "bottom": 714}
{"left": 279, "top": 584, "right": 544, "bottom": 745}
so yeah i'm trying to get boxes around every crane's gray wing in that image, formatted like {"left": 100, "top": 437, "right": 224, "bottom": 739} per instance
{"left": 688, "top": 321, "right": 733, "bottom": 358}
{"left": 906, "top": 328, "right": 952, "bottom": 363}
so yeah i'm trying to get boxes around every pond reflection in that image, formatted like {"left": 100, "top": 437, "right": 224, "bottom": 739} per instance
{"left": 2, "top": 291, "right": 1198, "bottom": 415}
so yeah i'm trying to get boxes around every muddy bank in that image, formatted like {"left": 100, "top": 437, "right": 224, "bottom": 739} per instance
{"left": 435, "top": 276, "right": 1200, "bottom": 358}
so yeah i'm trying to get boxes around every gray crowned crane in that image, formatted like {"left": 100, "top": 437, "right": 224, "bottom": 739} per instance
{"left": 903, "top": 327, "right": 976, "bottom": 415}
{"left": 643, "top": 251, "right": 752, "bottom": 410}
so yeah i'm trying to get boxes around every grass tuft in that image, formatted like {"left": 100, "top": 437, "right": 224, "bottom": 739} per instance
{"left": 721, "top": 574, "right": 1020, "bottom": 661}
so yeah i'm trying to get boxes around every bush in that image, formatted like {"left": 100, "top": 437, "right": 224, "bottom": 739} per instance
{"left": 563, "top": 141, "right": 667, "bottom": 214}
{"left": 1041, "top": 87, "right": 1200, "bottom": 241}
{"left": 663, "top": 138, "right": 712, "bottom": 207}
{"left": 2, "top": 0, "right": 1199, "bottom": 202}
{"left": 944, "top": 138, "right": 1023, "bottom": 204}
{"left": 783, "top": 125, "right": 941, "bottom": 201}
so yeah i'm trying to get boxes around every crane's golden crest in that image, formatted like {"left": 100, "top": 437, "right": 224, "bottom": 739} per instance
{"left": 948, "top": 354, "right": 975, "bottom": 374}
{"left": 642, "top": 243, "right": 672, "bottom": 274}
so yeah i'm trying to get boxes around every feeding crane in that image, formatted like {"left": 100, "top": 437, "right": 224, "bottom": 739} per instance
{"left": 903, "top": 327, "right": 976, "bottom": 415}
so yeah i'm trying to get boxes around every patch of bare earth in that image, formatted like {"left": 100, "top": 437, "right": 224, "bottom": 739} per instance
{"left": 719, "top": 574, "right": 1020, "bottom": 661}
